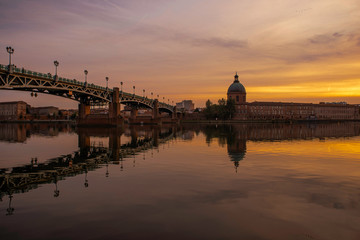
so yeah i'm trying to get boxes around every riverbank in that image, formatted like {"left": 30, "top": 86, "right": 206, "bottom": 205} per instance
{"left": 0, "top": 119, "right": 76, "bottom": 124}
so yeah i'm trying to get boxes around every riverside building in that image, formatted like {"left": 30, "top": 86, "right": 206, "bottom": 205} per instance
{"left": 227, "top": 73, "right": 360, "bottom": 121}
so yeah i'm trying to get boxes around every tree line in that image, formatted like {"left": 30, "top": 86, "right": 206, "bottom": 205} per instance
{"left": 203, "top": 98, "right": 236, "bottom": 120}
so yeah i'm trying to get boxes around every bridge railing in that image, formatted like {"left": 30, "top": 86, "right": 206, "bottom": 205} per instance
{"left": 1, "top": 63, "right": 175, "bottom": 109}
{"left": 0, "top": 63, "right": 110, "bottom": 92}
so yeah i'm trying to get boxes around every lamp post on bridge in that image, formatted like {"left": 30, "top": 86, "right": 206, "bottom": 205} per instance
{"left": 84, "top": 70, "right": 88, "bottom": 87}
{"left": 53, "top": 60, "right": 59, "bottom": 81}
{"left": 6, "top": 46, "right": 14, "bottom": 73}
{"left": 106, "top": 77, "right": 109, "bottom": 90}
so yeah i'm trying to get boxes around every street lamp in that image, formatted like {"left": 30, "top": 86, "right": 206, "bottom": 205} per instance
{"left": 143, "top": 89, "right": 145, "bottom": 98}
{"left": 6, "top": 46, "right": 14, "bottom": 66}
{"left": 151, "top": 92, "right": 153, "bottom": 99}
{"left": 6, "top": 46, "right": 14, "bottom": 72}
{"left": 120, "top": 81, "right": 123, "bottom": 92}
{"left": 53, "top": 60, "right": 59, "bottom": 81}
{"left": 84, "top": 70, "right": 88, "bottom": 86}
{"left": 133, "top": 86, "right": 135, "bottom": 95}
{"left": 106, "top": 77, "right": 109, "bottom": 89}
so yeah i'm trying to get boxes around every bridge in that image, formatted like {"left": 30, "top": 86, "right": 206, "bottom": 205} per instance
{"left": 0, "top": 63, "right": 180, "bottom": 125}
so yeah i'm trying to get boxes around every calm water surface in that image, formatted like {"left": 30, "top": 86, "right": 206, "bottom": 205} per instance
{"left": 0, "top": 122, "right": 359, "bottom": 240}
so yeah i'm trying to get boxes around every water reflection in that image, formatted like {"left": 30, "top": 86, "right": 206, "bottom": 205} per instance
{"left": 0, "top": 122, "right": 360, "bottom": 239}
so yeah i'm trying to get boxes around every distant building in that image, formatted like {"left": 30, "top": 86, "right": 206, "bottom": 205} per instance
{"left": 176, "top": 100, "right": 195, "bottom": 112}
{"left": 31, "top": 106, "right": 59, "bottom": 116}
{"left": 226, "top": 73, "right": 360, "bottom": 120}
{"left": 0, "top": 101, "right": 27, "bottom": 120}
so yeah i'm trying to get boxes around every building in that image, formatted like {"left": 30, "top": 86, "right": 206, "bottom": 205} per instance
{"left": 226, "top": 74, "right": 360, "bottom": 121}
{"left": 176, "top": 100, "right": 195, "bottom": 112}
{"left": 31, "top": 106, "right": 59, "bottom": 117}
{"left": 0, "top": 101, "right": 27, "bottom": 120}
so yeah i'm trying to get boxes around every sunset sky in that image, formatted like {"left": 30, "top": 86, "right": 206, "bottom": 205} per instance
{"left": 1, "top": 0, "right": 360, "bottom": 108}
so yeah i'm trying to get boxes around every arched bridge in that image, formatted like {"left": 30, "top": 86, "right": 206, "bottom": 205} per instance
{"left": 0, "top": 64, "right": 176, "bottom": 114}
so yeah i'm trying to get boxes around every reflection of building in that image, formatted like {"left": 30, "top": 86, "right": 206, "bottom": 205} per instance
{"left": 227, "top": 134, "right": 246, "bottom": 172}
{"left": 0, "top": 123, "right": 27, "bottom": 142}
{"left": 0, "top": 101, "right": 27, "bottom": 120}
{"left": 176, "top": 100, "right": 195, "bottom": 112}
{"left": 227, "top": 74, "right": 360, "bottom": 120}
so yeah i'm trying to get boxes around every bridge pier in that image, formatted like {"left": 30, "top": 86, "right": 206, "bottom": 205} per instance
{"left": 152, "top": 99, "right": 159, "bottom": 119}
{"left": 77, "top": 87, "right": 123, "bottom": 126}
{"left": 130, "top": 108, "right": 138, "bottom": 120}
{"left": 78, "top": 102, "right": 90, "bottom": 120}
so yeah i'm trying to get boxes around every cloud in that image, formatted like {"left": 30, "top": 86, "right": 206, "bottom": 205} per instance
{"left": 308, "top": 32, "right": 343, "bottom": 44}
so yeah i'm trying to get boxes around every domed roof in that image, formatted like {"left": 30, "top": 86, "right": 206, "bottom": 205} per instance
{"left": 227, "top": 73, "right": 246, "bottom": 94}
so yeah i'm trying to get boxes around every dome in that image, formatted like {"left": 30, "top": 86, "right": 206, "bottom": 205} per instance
{"left": 227, "top": 73, "right": 246, "bottom": 94}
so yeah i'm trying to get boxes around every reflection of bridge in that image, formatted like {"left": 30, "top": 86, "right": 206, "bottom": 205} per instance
{"left": 0, "top": 64, "right": 180, "bottom": 125}
{"left": 0, "top": 126, "right": 176, "bottom": 200}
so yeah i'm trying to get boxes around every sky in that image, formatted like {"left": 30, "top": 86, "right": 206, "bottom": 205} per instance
{"left": 0, "top": 0, "right": 360, "bottom": 109}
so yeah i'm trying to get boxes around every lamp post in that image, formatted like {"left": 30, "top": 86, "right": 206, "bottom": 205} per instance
{"left": 84, "top": 70, "right": 88, "bottom": 86}
{"left": 6, "top": 46, "right": 14, "bottom": 66}
{"left": 106, "top": 77, "right": 109, "bottom": 90}
{"left": 143, "top": 89, "right": 145, "bottom": 98}
{"left": 120, "top": 81, "right": 123, "bottom": 92}
{"left": 53, "top": 60, "right": 59, "bottom": 81}
{"left": 157, "top": 94, "right": 159, "bottom": 99}
{"left": 6, "top": 46, "right": 14, "bottom": 72}
{"left": 133, "top": 86, "right": 135, "bottom": 96}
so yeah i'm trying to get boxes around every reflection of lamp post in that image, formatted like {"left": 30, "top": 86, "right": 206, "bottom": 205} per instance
{"left": 84, "top": 70, "right": 88, "bottom": 86}
{"left": 106, "top": 77, "right": 109, "bottom": 90}
{"left": 6, "top": 194, "right": 14, "bottom": 216}
{"left": 106, "top": 163, "right": 109, "bottom": 177}
{"left": 54, "top": 60, "right": 59, "bottom": 81}
{"left": 54, "top": 176, "right": 60, "bottom": 197}
{"left": 84, "top": 169, "right": 89, "bottom": 188}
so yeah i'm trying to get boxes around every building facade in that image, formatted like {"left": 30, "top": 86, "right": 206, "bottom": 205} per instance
{"left": 226, "top": 74, "right": 360, "bottom": 121}
{"left": 0, "top": 101, "right": 27, "bottom": 120}
{"left": 176, "top": 100, "right": 195, "bottom": 112}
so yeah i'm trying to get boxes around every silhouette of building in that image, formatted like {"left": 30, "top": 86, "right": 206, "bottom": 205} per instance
{"left": 0, "top": 101, "right": 27, "bottom": 120}
{"left": 226, "top": 74, "right": 360, "bottom": 120}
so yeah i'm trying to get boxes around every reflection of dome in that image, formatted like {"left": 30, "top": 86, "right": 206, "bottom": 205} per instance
{"left": 227, "top": 138, "right": 246, "bottom": 172}
{"left": 227, "top": 73, "right": 246, "bottom": 94}
{"left": 228, "top": 151, "right": 246, "bottom": 163}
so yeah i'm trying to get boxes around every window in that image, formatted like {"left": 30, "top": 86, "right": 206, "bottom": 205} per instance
{"left": 236, "top": 96, "right": 239, "bottom": 102}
